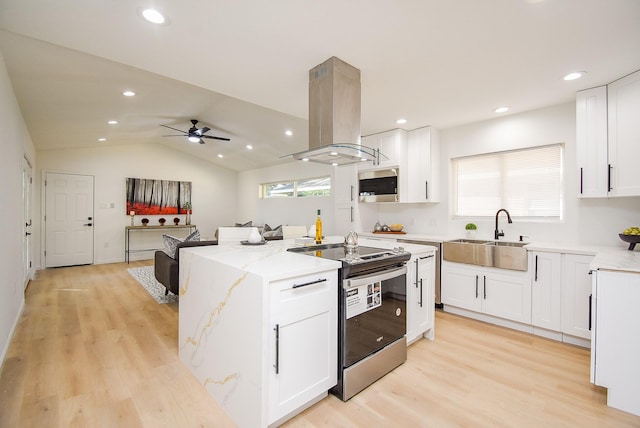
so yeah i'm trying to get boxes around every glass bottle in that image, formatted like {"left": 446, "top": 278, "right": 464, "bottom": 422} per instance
{"left": 315, "top": 209, "right": 323, "bottom": 244}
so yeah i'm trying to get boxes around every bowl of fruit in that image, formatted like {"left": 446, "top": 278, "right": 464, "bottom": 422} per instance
{"left": 619, "top": 226, "right": 640, "bottom": 250}
{"left": 389, "top": 223, "right": 404, "bottom": 232}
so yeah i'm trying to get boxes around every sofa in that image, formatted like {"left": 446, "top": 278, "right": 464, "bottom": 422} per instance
{"left": 154, "top": 239, "right": 218, "bottom": 295}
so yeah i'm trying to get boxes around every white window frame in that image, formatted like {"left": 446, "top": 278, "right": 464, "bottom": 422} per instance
{"left": 260, "top": 176, "right": 331, "bottom": 199}
{"left": 451, "top": 144, "right": 564, "bottom": 220}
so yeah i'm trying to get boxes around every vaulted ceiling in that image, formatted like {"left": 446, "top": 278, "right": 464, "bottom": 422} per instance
{"left": 0, "top": 0, "right": 639, "bottom": 171}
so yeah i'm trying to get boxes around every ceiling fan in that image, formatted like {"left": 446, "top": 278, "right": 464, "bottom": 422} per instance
{"left": 161, "top": 119, "right": 231, "bottom": 144}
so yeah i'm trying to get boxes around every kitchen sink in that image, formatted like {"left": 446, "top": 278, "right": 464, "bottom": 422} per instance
{"left": 443, "top": 239, "right": 528, "bottom": 271}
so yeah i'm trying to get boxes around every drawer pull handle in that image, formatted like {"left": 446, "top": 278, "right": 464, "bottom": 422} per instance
{"left": 292, "top": 278, "right": 327, "bottom": 289}
{"left": 274, "top": 324, "right": 280, "bottom": 374}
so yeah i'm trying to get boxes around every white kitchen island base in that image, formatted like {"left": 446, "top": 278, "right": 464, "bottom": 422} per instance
{"left": 178, "top": 242, "right": 339, "bottom": 428}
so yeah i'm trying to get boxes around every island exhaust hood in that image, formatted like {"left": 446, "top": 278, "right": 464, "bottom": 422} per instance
{"left": 291, "top": 57, "right": 377, "bottom": 166}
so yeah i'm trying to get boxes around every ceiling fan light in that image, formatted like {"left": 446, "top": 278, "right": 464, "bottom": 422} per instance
{"left": 188, "top": 136, "right": 200, "bottom": 143}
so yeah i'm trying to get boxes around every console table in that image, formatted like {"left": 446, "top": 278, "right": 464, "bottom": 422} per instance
{"left": 125, "top": 224, "right": 197, "bottom": 263}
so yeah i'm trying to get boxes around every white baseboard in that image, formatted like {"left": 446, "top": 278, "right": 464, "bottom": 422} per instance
{"left": 0, "top": 297, "right": 25, "bottom": 372}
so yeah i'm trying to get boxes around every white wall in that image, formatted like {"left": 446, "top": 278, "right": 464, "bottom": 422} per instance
{"left": 0, "top": 51, "right": 35, "bottom": 366}
{"left": 237, "top": 160, "right": 335, "bottom": 233}
{"left": 373, "top": 102, "right": 640, "bottom": 247}
{"left": 37, "top": 144, "right": 238, "bottom": 264}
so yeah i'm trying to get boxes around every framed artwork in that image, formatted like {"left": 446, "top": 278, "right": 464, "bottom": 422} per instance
{"left": 126, "top": 177, "right": 191, "bottom": 215}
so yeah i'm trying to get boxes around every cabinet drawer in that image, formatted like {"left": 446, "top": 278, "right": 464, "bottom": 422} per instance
{"left": 270, "top": 270, "right": 337, "bottom": 313}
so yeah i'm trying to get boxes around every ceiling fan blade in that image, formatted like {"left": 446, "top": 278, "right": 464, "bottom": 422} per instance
{"left": 198, "top": 138, "right": 205, "bottom": 144}
{"left": 161, "top": 124, "right": 187, "bottom": 133}
{"left": 201, "top": 135, "right": 231, "bottom": 141}
{"left": 196, "top": 126, "right": 211, "bottom": 136}
{"left": 162, "top": 134, "right": 188, "bottom": 137}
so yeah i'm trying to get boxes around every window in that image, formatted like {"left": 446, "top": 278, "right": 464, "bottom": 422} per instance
{"left": 452, "top": 144, "right": 563, "bottom": 218}
{"left": 261, "top": 176, "right": 331, "bottom": 198}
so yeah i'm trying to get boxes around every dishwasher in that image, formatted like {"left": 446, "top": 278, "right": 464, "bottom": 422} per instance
{"left": 397, "top": 239, "right": 442, "bottom": 307}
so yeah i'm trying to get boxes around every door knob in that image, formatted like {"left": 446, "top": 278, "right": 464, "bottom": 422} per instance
{"left": 84, "top": 223, "right": 93, "bottom": 226}
{"left": 25, "top": 232, "right": 31, "bottom": 236}
{"left": 88, "top": 216, "right": 92, "bottom": 220}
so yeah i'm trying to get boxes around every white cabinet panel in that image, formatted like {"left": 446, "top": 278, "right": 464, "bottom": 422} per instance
{"left": 561, "top": 254, "right": 593, "bottom": 339}
{"left": 531, "top": 251, "right": 562, "bottom": 331}
{"left": 576, "top": 86, "right": 608, "bottom": 198}
{"left": 407, "top": 250, "right": 435, "bottom": 343}
{"left": 608, "top": 70, "right": 640, "bottom": 197}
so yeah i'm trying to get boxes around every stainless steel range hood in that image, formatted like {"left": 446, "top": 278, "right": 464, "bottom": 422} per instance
{"left": 292, "top": 57, "right": 376, "bottom": 166}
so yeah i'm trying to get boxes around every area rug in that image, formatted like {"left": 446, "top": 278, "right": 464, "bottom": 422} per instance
{"left": 127, "top": 266, "right": 178, "bottom": 304}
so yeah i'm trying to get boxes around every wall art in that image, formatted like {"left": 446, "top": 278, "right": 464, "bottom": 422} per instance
{"left": 126, "top": 177, "right": 192, "bottom": 215}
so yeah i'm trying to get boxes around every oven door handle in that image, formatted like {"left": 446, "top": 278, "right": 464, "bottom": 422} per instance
{"left": 344, "top": 265, "right": 407, "bottom": 289}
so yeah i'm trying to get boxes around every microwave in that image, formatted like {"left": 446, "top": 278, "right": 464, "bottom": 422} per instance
{"left": 358, "top": 169, "right": 398, "bottom": 202}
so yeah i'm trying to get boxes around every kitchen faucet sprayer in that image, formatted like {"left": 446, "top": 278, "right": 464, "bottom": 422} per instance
{"left": 495, "top": 209, "right": 512, "bottom": 240}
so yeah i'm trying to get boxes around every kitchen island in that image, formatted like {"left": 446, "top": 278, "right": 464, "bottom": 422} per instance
{"left": 178, "top": 239, "right": 340, "bottom": 428}
{"left": 178, "top": 237, "right": 436, "bottom": 427}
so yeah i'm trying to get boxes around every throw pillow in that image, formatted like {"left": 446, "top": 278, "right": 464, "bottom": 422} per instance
{"left": 162, "top": 229, "right": 200, "bottom": 258}
{"left": 235, "top": 220, "right": 252, "bottom": 227}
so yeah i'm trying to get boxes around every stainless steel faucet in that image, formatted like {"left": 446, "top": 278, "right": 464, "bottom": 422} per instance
{"left": 494, "top": 209, "right": 512, "bottom": 240}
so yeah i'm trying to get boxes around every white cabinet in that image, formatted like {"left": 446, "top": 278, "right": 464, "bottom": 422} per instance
{"left": 591, "top": 269, "right": 640, "bottom": 416}
{"left": 332, "top": 165, "right": 358, "bottom": 235}
{"left": 607, "top": 70, "right": 640, "bottom": 197}
{"left": 561, "top": 254, "right": 594, "bottom": 340}
{"left": 402, "top": 127, "right": 440, "bottom": 203}
{"left": 360, "top": 129, "right": 403, "bottom": 169}
{"left": 268, "top": 271, "right": 337, "bottom": 425}
{"left": 576, "top": 86, "right": 608, "bottom": 198}
{"left": 576, "top": 69, "right": 640, "bottom": 198}
{"left": 360, "top": 127, "right": 440, "bottom": 203}
{"left": 442, "top": 262, "right": 531, "bottom": 324}
{"left": 531, "top": 251, "right": 562, "bottom": 332}
{"left": 406, "top": 248, "right": 435, "bottom": 344}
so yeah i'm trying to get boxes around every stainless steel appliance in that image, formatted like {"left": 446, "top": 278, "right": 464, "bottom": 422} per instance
{"left": 397, "top": 239, "right": 442, "bottom": 307}
{"left": 358, "top": 169, "right": 399, "bottom": 203}
{"left": 288, "top": 243, "right": 411, "bottom": 400}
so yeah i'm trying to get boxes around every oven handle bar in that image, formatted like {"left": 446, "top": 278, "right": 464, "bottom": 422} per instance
{"left": 344, "top": 265, "right": 407, "bottom": 289}
{"left": 292, "top": 278, "right": 327, "bottom": 288}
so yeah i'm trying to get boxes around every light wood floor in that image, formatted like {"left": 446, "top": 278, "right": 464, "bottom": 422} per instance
{"left": 1, "top": 262, "right": 639, "bottom": 427}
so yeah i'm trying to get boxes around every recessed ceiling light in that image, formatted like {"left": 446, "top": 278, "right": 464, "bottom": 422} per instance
{"left": 246, "top": 145, "right": 253, "bottom": 150}
{"left": 285, "top": 130, "right": 293, "bottom": 136}
{"left": 217, "top": 154, "right": 224, "bottom": 158}
{"left": 563, "top": 71, "right": 586, "bottom": 81}
{"left": 361, "top": 158, "right": 368, "bottom": 161}
{"left": 108, "top": 120, "right": 118, "bottom": 125}
{"left": 141, "top": 8, "right": 167, "bottom": 24}
{"left": 98, "top": 138, "right": 106, "bottom": 142}
{"left": 493, "top": 106, "right": 509, "bottom": 113}
{"left": 302, "top": 158, "right": 309, "bottom": 162}
{"left": 122, "top": 90, "right": 135, "bottom": 97}
{"left": 395, "top": 118, "right": 407, "bottom": 125}
{"left": 330, "top": 151, "right": 338, "bottom": 156}
{"left": 331, "top": 162, "right": 339, "bottom": 166}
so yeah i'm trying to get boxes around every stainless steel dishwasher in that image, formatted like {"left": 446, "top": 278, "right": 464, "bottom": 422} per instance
{"left": 397, "top": 239, "right": 442, "bottom": 307}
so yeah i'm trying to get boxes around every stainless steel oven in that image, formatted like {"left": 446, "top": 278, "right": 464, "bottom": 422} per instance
{"left": 288, "top": 243, "right": 410, "bottom": 401}
{"left": 338, "top": 264, "right": 407, "bottom": 400}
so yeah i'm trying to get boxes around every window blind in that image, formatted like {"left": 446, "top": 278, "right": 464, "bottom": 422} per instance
{"left": 453, "top": 144, "right": 563, "bottom": 218}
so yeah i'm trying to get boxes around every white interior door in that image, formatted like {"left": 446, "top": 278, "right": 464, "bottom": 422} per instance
{"left": 45, "top": 172, "right": 94, "bottom": 267}
{"left": 23, "top": 157, "right": 33, "bottom": 287}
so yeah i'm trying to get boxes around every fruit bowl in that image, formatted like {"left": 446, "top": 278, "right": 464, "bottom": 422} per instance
{"left": 619, "top": 233, "right": 640, "bottom": 250}
{"left": 389, "top": 224, "right": 404, "bottom": 232}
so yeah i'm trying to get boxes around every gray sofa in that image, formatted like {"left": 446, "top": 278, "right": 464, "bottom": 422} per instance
{"left": 154, "top": 240, "right": 218, "bottom": 295}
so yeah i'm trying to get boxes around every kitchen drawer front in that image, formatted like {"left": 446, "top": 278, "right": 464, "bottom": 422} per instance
{"left": 270, "top": 270, "right": 338, "bottom": 315}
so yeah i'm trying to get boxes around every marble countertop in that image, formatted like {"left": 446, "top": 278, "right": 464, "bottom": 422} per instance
{"left": 590, "top": 248, "right": 640, "bottom": 273}
{"left": 181, "top": 236, "right": 436, "bottom": 281}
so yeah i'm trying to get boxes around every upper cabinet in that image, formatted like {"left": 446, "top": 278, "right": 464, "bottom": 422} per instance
{"left": 576, "top": 70, "right": 640, "bottom": 198}
{"left": 607, "top": 70, "right": 640, "bottom": 197}
{"left": 359, "top": 127, "right": 440, "bottom": 203}
{"left": 360, "top": 129, "right": 403, "bottom": 169}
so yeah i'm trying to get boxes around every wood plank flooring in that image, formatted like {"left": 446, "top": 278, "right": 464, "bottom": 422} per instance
{"left": 1, "top": 261, "right": 639, "bottom": 427}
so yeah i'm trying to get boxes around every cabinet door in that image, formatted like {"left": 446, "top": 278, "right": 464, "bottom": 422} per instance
{"left": 359, "top": 129, "right": 404, "bottom": 169}
{"left": 576, "top": 86, "right": 609, "bottom": 198}
{"left": 608, "top": 70, "right": 640, "bottom": 197}
{"left": 407, "top": 252, "right": 435, "bottom": 343}
{"left": 405, "top": 127, "right": 439, "bottom": 203}
{"left": 482, "top": 270, "right": 532, "bottom": 324}
{"left": 268, "top": 272, "right": 337, "bottom": 424}
{"left": 561, "top": 254, "right": 594, "bottom": 339}
{"left": 441, "top": 262, "right": 482, "bottom": 312}
{"left": 333, "top": 164, "right": 357, "bottom": 205}
{"left": 531, "top": 251, "right": 562, "bottom": 331}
